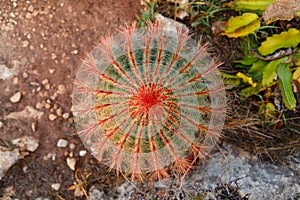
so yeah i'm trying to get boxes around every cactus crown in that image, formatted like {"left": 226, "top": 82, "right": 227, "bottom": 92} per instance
{"left": 72, "top": 22, "right": 226, "bottom": 182}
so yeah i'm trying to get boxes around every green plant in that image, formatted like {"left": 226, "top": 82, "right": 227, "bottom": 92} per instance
{"left": 137, "top": 0, "right": 158, "bottom": 28}
{"left": 72, "top": 22, "right": 226, "bottom": 182}
{"left": 184, "top": 0, "right": 228, "bottom": 33}
{"left": 229, "top": 29, "right": 300, "bottom": 111}
{"left": 216, "top": 0, "right": 300, "bottom": 113}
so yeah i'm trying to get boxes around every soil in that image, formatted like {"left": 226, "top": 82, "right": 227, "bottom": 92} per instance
{"left": 0, "top": 1, "right": 141, "bottom": 199}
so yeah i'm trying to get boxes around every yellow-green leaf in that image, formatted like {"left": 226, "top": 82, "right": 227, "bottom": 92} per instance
{"left": 227, "top": 0, "right": 275, "bottom": 12}
{"left": 262, "top": 57, "right": 287, "bottom": 86}
{"left": 258, "top": 28, "right": 300, "bottom": 56}
{"left": 221, "top": 13, "right": 261, "bottom": 38}
{"left": 226, "top": 13, "right": 259, "bottom": 33}
{"left": 293, "top": 67, "right": 300, "bottom": 84}
{"left": 248, "top": 59, "right": 268, "bottom": 73}
{"left": 277, "top": 63, "right": 297, "bottom": 110}
{"left": 236, "top": 72, "right": 257, "bottom": 87}
{"left": 220, "top": 72, "right": 241, "bottom": 89}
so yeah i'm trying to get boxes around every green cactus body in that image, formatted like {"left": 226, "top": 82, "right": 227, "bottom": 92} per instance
{"left": 72, "top": 22, "right": 226, "bottom": 181}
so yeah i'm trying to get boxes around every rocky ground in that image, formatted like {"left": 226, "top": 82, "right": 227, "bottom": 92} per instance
{"left": 0, "top": 1, "right": 140, "bottom": 199}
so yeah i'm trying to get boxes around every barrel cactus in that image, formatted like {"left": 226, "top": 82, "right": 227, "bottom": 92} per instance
{"left": 72, "top": 22, "right": 226, "bottom": 182}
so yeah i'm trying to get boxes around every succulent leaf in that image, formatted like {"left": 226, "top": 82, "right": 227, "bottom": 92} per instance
{"left": 219, "top": 13, "right": 261, "bottom": 38}
{"left": 277, "top": 63, "right": 297, "bottom": 110}
{"left": 258, "top": 28, "right": 300, "bottom": 56}
{"left": 227, "top": 0, "right": 274, "bottom": 13}
{"left": 262, "top": 57, "right": 287, "bottom": 86}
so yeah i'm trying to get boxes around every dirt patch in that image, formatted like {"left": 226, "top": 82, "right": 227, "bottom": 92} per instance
{"left": 0, "top": 1, "right": 141, "bottom": 199}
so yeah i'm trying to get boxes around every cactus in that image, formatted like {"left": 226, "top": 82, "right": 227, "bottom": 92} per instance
{"left": 72, "top": 22, "right": 226, "bottom": 182}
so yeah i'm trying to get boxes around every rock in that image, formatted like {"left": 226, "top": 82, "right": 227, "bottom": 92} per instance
{"left": 9, "top": 91, "right": 22, "bottom": 103}
{"left": 57, "top": 139, "right": 68, "bottom": 148}
{"left": 41, "top": 79, "right": 49, "bottom": 85}
{"left": 66, "top": 157, "right": 76, "bottom": 171}
{"left": 31, "top": 122, "right": 37, "bottom": 132}
{"left": 56, "top": 108, "right": 63, "bottom": 116}
{"left": 22, "top": 40, "right": 29, "bottom": 48}
{"left": 49, "top": 114, "right": 57, "bottom": 121}
{"left": 155, "top": 14, "right": 189, "bottom": 33}
{"left": 0, "top": 121, "right": 3, "bottom": 129}
{"left": 62, "top": 113, "right": 70, "bottom": 119}
{"left": 22, "top": 72, "right": 29, "bottom": 79}
{"left": 44, "top": 83, "right": 50, "bottom": 90}
{"left": 0, "top": 136, "right": 39, "bottom": 180}
{"left": 89, "top": 186, "right": 106, "bottom": 200}
{"left": 57, "top": 84, "right": 66, "bottom": 94}
{"left": 43, "top": 152, "right": 56, "bottom": 161}
{"left": 0, "top": 62, "right": 20, "bottom": 81}
{"left": 51, "top": 183, "right": 61, "bottom": 191}
{"left": 79, "top": 150, "right": 87, "bottom": 157}
{"left": 25, "top": 12, "right": 32, "bottom": 19}
{"left": 48, "top": 68, "right": 56, "bottom": 74}
{"left": 13, "top": 77, "right": 18, "bottom": 84}
{"left": 69, "top": 143, "right": 76, "bottom": 150}
{"left": 5, "top": 106, "right": 44, "bottom": 120}
{"left": 11, "top": 136, "right": 39, "bottom": 152}
{"left": 35, "top": 102, "right": 43, "bottom": 109}
{"left": 120, "top": 143, "right": 300, "bottom": 199}
{"left": 0, "top": 148, "right": 20, "bottom": 180}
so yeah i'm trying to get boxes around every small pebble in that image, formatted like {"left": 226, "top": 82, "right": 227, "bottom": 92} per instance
{"left": 66, "top": 157, "right": 76, "bottom": 171}
{"left": 31, "top": 122, "right": 37, "bottom": 132}
{"left": 23, "top": 72, "right": 29, "bottom": 78}
{"left": 0, "top": 121, "right": 3, "bottom": 129}
{"left": 28, "top": 5, "right": 34, "bottom": 12}
{"left": 57, "top": 139, "right": 68, "bottom": 148}
{"left": 42, "top": 79, "right": 49, "bottom": 85}
{"left": 45, "top": 102, "right": 51, "bottom": 109}
{"left": 35, "top": 102, "right": 43, "bottom": 109}
{"left": 56, "top": 108, "right": 63, "bottom": 116}
{"left": 48, "top": 68, "right": 56, "bottom": 74}
{"left": 25, "top": 12, "right": 32, "bottom": 19}
{"left": 57, "top": 84, "right": 66, "bottom": 94}
{"left": 49, "top": 114, "right": 57, "bottom": 121}
{"left": 22, "top": 40, "right": 29, "bottom": 48}
{"left": 79, "top": 150, "right": 87, "bottom": 157}
{"left": 69, "top": 143, "right": 75, "bottom": 150}
{"left": 10, "top": 91, "right": 22, "bottom": 103}
{"left": 13, "top": 77, "right": 18, "bottom": 84}
{"left": 62, "top": 113, "right": 70, "bottom": 119}
{"left": 44, "top": 83, "right": 50, "bottom": 90}
{"left": 43, "top": 152, "right": 56, "bottom": 161}
{"left": 51, "top": 183, "right": 61, "bottom": 191}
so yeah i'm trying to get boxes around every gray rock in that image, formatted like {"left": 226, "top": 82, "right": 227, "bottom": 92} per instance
{"left": 115, "top": 143, "right": 299, "bottom": 200}
{"left": 88, "top": 186, "right": 107, "bottom": 200}
{"left": 5, "top": 105, "right": 44, "bottom": 120}
{"left": 155, "top": 14, "right": 189, "bottom": 33}
{"left": 0, "top": 136, "right": 39, "bottom": 180}
{"left": 186, "top": 143, "right": 300, "bottom": 199}
{"left": 0, "top": 148, "right": 20, "bottom": 180}
{"left": 0, "top": 61, "right": 20, "bottom": 80}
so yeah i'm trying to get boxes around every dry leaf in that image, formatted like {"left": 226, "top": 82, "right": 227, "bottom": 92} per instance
{"left": 262, "top": 0, "right": 300, "bottom": 24}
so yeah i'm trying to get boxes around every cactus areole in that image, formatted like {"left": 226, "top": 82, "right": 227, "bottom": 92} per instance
{"left": 72, "top": 22, "right": 226, "bottom": 181}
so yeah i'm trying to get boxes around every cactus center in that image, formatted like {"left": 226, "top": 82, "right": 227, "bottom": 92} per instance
{"left": 129, "top": 83, "right": 170, "bottom": 124}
